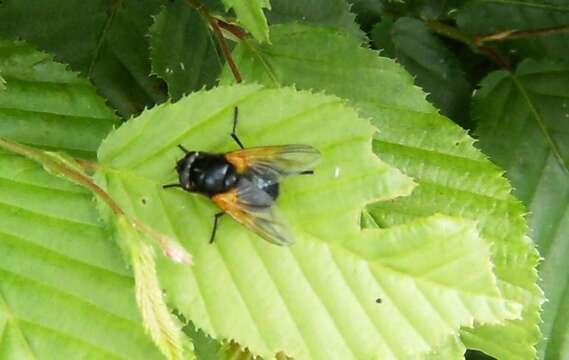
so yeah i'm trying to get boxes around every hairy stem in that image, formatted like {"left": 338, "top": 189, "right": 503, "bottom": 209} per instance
{"left": 0, "top": 138, "right": 192, "bottom": 265}
{"left": 0, "top": 138, "right": 124, "bottom": 215}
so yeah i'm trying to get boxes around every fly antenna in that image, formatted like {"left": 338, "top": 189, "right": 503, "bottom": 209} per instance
{"left": 177, "top": 144, "right": 190, "bottom": 153}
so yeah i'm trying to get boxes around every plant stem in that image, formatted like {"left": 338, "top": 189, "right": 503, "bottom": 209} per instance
{"left": 426, "top": 20, "right": 511, "bottom": 68}
{"left": 426, "top": 20, "right": 479, "bottom": 52}
{"left": 209, "top": 17, "right": 243, "bottom": 83}
{"left": 184, "top": 0, "right": 243, "bottom": 83}
{"left": 475, "top": 25, "right": 569, "bottom": 45}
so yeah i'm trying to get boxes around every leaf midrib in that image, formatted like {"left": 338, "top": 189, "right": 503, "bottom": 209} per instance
{"left": 0, "top": 288, "right": 37, "bottom": 359}
{"left": 511, "top": 73, "right": 569, "bottom": 177}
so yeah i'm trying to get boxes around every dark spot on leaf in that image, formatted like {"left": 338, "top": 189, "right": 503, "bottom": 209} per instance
{"left": 375, "top": 298, "right": 382, "bottom": 304}
{"left": 141, "top": 197, "right": 148, "bottom": 205}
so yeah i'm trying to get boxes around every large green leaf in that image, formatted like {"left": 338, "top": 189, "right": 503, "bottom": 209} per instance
{"left": 220, "top": 0, "right": 271, "bottom": 43}
{"left": 97, "top": 84, "right": 520, "bottom": 359}
{"left": 149, "top": 0, "right": 222, "bottom": 100}
{"left": 371, "top": 17, "right": 472, "bottom": 126}
{"left": 0, "top": 40, "right": 118, "bottom": 159}
{"left": 221, "top": 23, "right": 542, "bottom": 358}
{"left": 0, "top": 40, "right": 162, "bottom": 358}
{"left": 474, "top": 59, "right": 569, "bottom": 360}
{"left": 457, "top": 0, "right": 569, "bottom": 61}
{"left": 0, "top": 0, "right": 167, "bottom": 117}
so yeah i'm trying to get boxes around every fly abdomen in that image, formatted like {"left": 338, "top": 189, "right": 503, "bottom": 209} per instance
{"left": 241, "top": 172, "right": 280, "bottom": 203}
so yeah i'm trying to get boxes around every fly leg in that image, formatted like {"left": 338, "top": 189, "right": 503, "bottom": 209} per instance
{"left": 163, "top": 183, "right": 182, "bottom": 189}
{"left": 209, "top": 212, "right": 225, "bottom": 243}
{"left": 230, "top": 106, "right": 245, "bottom": 149}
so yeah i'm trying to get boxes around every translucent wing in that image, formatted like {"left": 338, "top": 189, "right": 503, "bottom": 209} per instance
{"left": 225, "top": 144, "right": 321, "bottom": 181}
{"left": 211, "top": 177, "right": 295, "bottom": 246}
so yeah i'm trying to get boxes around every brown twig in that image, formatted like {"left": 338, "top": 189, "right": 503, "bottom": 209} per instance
{"left": 216, "top": 18, "right": 247, "bottom": 40}
{"left": 427, "top": 20, "right": 510, "bottom": 68}
{"left": 184, "top": 0, "right": 243, "bottom": 83}
{"left": 478, "top": 46, "right": 511, "bottom": 70}
{"left": 475, "top": 25, "right": 569, "bottom": 45}
{"left": 208, "top": 18, "right": 243, "bottom": 83}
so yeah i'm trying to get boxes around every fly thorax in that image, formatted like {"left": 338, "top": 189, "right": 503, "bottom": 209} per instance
{"left": 189, "top": 154, "right": 237, "bottom": 196}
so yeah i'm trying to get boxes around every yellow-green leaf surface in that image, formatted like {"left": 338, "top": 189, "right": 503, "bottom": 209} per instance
{"left": 423, "top": 336, "right": 465, "bottom": 360}
{"left": 220, "top": 24, "right": 542, "bottom": 357}
{"left": 97, "top": 84, "right": 520, "bottom": 359}
{"left": 0, "top": 40, "right": 163, "bottom": 358}
{"left": 221, "top": 0, "right": 271, "bottom": 42}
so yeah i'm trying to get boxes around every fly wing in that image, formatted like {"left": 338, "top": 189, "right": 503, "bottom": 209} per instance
{"left": 211, "top": 178, "right": 295, "bottom": 246}
{"left": 225, "top": 144, "right": 321, "bottom": 180}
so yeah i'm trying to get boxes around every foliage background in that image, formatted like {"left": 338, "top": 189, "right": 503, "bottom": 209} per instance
{"left": 0, "top": 0, "right": 567, "bottom": 359}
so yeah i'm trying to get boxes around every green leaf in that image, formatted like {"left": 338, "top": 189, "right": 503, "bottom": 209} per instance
{"left": 97, "top": 84, "right": 520, "bottom": 359}
{"left": 474, "top": 59, "right": 569, "bottom": 360}
{"left": 0, "top": 40, "right": 118, "bottom": 159}
{"left": 457, "top": 0, "right": 569, "bottom": 61}
{"left": 88, "top": 0, "right": 167, "bottom": 116}
{"left": 267, "top": 0, "right": 363, "bottom": 38}
{"left": 371, "top": 17, "right": 472, "bottom": 126}
{"left": 149, "top": 0, "right": 222, "bottom": 100}
{"left": 0, "top": 0, "right": 167, "bottom": 117}
{"left": 184, "top": 322, "right": 223, "bottom": 359}
{"left": 346, "top": 0, "right": 384, "bottom": 31}
{"left": 0, "top": 0, "right": 107, "bottom": 71}
{"left": 0, "top": 154, "right": 164, "bottom": 359}
{"left": 221, "top": 23, "right": 542, "bottom": 357}
{"left": 221, "top": 0, "right": 271, "bottom": 43}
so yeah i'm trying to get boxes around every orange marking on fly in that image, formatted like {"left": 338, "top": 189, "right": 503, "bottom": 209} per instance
{"left": 225, "top": 147, "right": 279, "bottom": 174}
{"left": 224, "top": 152, "right": 248, "bottom": 173}
{"left": 211, "top": 189, "right": 239, "bottom": 210}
